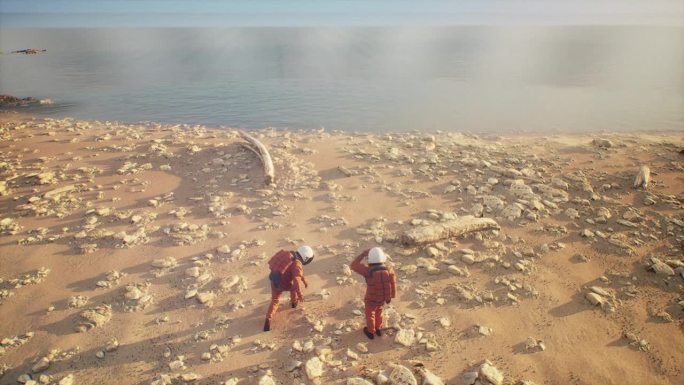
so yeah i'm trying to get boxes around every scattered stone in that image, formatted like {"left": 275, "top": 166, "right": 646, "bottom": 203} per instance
{"left": 75, "top": 304, "right": 112, "bottom": 332}
{"left": 586, "top": 292, "right": 605, "bottom": 306}
{"left": 477, "top": 361, "right": 503, "bottom": 385}
{"left": 648, "top": 257, "right": 675, "bottom": 276}
{"left": 123, "top": 283, "right": 153, "bottom": 311}
{"left": 0, "top": 218, "right": 21, "bottom": 235}
{"left": 437, "top": 317, "right": 451, "bottom": 329}
{"left": 347, "top": 377, "right": 373, "bottom": 385}
{"left": 185, "top": 266, "right": 201, "bottom": 278}
{"left": 67, "top": 295, "right": 88, "bottom": 308}
{"left": 105, "top": 338, "right": 119, "bottom": 352}
{"left": 592, "top": 138, "right": 614, "bottom": 148}
{"left": 95, "top": 270, "right": 126, "bottom": 289}
{"left": 151, "top": 257, "right": 177, "bottom": 269}
{"left": 31, "top": 357, "right": 50, "bottom": 373}
{"left": 305, "top": 357, "right": 324, "bottom": 380}
{"left": 258, "top": 374, "right": 276, "bottom": 385}
{"left": 525, "top": 337, "right": 546, "bottom": 352}
{"left": 386, "top": 365, "right": 417, "bottom": 385}
{"left": 416, "top": 367, "right": 444, "bottom": 385}
{"left": 196, "top": 291, "right": 217, "bottom": 306}
{"left": 168, "top": 356, "right": 186, "bottom": 371}
{"left": 394, "top": 328, "right": 416, "bottom": 347}
{"left": 58, "top": 374, "right": 75, "bottom": 385}
{"left": 0, "top": 332, "right": 34, "bottom": 357}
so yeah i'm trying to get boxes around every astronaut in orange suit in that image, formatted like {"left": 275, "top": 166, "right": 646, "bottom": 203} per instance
{"left": 264, "top": 245, "right": 314, "bottom": 331}
{"left": 350, "top": 247, "right": 396, "bottom": 339}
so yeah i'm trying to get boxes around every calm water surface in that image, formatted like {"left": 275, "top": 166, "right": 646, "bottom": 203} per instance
{"left": 0, "top": 27, "right": 682, "bottom": 132}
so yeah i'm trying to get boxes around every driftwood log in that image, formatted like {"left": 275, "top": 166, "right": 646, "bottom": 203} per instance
{"left": 400, "top": 216, "right": 500, "bottom": 247}
{"left": 239, "top": 130, "right": 275, "bottom": 186}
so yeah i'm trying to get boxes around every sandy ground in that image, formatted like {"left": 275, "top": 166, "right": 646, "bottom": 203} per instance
{"left": 0, "top": 112, "right": 683, "bottom": 385}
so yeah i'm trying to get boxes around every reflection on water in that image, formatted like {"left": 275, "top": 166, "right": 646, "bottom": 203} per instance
{"left": 0, "top": 27, "right": 682, "bottom": 132}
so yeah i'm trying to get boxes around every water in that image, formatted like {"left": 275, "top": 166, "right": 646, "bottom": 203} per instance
{"left": 1, "top": 26, "right": 682, "bottom": 132}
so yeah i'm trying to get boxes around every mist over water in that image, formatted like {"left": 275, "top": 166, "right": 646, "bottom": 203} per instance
{"left": 1, "top": 8, "right": 683, "bottom": 132}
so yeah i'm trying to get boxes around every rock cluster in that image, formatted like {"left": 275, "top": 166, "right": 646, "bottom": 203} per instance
{"left": 1, "top": 267, "right": 50, "bottom": 304}
{"left": 0, "top": 332, "right": 33, "bottom": 357}
{"left": 74, "top": 304, "right": 113, "bottom": 332}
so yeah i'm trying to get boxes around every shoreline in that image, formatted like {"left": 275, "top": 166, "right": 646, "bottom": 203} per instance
{"left": 0, "top": 113, "right": 683, "bottom": 385}
{"left": 2, "top": 111, "right": 684, "bottom": 137}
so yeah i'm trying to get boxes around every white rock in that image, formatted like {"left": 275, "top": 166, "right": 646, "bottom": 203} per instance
{"left": 58, "top": 374, "right": 75, "bottom": 385}
{"left": 185, "top": 266, "right": 201, "bottom": 277}
{"left": 346, "top": 348, "right": 359, "bottom": 360}
{"left": 389, "top": 364, "right": 418, "bottom": 385}
{"left": 394, "top": 328, "right": 416, "bottom": 347}
{"left": 286, "top": 360, "right": 302, "bottom": 372}
{"left": 125, "top": 287, "right": 143, "bottom": 300}
{"left": 478, "top": 362, "right": 503, "bottom": 385}
{"left": 151, "top": 257, "right": 177, "bottom": 268}
{"left": 461, "top": 254, "right": 476, "bottom": 265}
{"left": 305, "top": 357, "right": 324, "bottom": 380}
{"left": 585, "top": 292, "right": 604, "bottom": 306}
{"left": 417, "top": 367, "right": 444, "bottom": 385}
{"left": 650, "top": 259, "right": 675, "bottom": 276}
{"left": 376, "top": 372, "right": 390, "bottom": 385}
{"left": 437, "top": 317, "right": 451, "bottom": 328}
{"left": 31, "top": 357, "right": 51, "bottom": 373}
{"left": 347, "top": 377, "right": 373, "bottom": 385}
{"left": 258, "top": 376, "right": 276, "bottom": 385}
{"left": 196, "top": 291, "right": 216, "bottom": 305}
{"left": 105, "top": 338, "right": 119, "bottom": 352}
{"left": 592, "top": 138, "right": 614, "bottom": 148}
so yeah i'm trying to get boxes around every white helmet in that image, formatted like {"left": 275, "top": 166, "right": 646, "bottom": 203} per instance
{"left": 368, "top": 247, "right": 386, "bottom": 264}
{"left": 296, "top": 245, "right": 314, "bottom": 265}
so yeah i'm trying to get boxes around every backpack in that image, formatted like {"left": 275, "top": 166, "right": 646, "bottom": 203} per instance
{"left": 366, "top": 265, "right": 393, "bottom": 302}
{"left": 268, "top": 250, "right": 294, "bottom": 289}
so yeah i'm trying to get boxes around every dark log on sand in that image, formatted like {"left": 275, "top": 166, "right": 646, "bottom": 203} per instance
{"left": 400, "top": 216, "right": 500, "bottom": 247}
{"left": 239, "top": 130, "right": 275, "bottom": 186}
